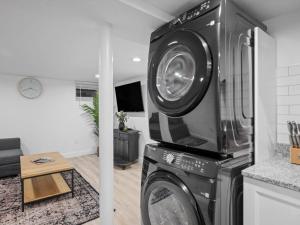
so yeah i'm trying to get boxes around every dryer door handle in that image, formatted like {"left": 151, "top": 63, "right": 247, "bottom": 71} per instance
{"left": 240, "top": 30, "right": 254, "bottom": 120}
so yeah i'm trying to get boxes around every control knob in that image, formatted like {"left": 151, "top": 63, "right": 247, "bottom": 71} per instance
{"left": 166, "top": 154, "right": 175, "bottom": 164}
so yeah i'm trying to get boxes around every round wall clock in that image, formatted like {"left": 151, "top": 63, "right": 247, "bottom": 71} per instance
{"left": 18, "top": 77, "right": 43, "bottom": 99}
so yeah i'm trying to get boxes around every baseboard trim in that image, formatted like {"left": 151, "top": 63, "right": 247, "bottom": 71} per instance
{"left": 62, "top": 148, "right": 97, "bottom": 158}
{"left": 138, "top": 157, "right": 144, "bottom": 164}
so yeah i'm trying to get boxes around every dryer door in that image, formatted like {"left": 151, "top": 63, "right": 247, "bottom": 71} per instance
{"left": 148, "top": 30, "right": 212, "bottom": 116}
{"left": 141, "top": 171, "right": 203, "bottom": 225}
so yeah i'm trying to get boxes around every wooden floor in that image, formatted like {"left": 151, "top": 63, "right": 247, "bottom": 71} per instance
{"left": 68, "top": 155, "right": 142, "bottom": 225}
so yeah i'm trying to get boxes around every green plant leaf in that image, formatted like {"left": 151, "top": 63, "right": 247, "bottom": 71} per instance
{"left": 81, "top": 92, "right": 99, "bottom": 136}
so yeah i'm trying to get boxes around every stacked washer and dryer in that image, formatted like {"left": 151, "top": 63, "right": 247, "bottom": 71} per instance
{"left": 141, "top": 0, "right": 266, "bottom": 225}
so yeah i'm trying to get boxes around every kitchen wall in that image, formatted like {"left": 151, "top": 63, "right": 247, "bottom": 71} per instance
{"left": 0, "top": 74, "right": 97, "bottom": 157}
{"left": 265, "top": 11, "right": 300, "bottom": 144}
{"left": 114, "top": 76, "right": 153, "bottom": 162}
{"left": 275, "top": 66, "right": 300, "bottom": 144}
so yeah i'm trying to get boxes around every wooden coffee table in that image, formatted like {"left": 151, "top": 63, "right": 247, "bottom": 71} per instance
{"left": 20, "top": 152, "right": 74, "bottom": 212}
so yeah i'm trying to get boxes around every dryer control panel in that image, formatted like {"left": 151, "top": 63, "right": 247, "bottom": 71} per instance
{"left": 171, "top": 0, "right": 220, "bottom": 26}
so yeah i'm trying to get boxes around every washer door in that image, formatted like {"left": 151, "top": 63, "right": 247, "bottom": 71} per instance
{"left": 141, "top": 172, "right": 203, "bottom": 225}
{"left": 148, "top": 30, "right": 212, "bottom": 116}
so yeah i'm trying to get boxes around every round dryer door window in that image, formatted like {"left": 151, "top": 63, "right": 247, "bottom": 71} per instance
{"left": 141, "top": 172, "right": 202, "bottom": 225}
{"left": 156, "top": 45, "right": 196, "bottom": 102}
{"left": 148, "top": 30, "right": 212, "bottom": 116}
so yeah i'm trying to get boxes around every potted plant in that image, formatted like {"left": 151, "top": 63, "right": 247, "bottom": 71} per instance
{"left": 81, "top": 93, "right": 99, "bottom": 156}
{"left": 115, "top": 111, "right": 128, "bottom": 131}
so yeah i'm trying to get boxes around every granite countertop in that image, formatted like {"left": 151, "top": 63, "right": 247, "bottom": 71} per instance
{"left": 242, "top": 155, "right": 300, "bottom": 192}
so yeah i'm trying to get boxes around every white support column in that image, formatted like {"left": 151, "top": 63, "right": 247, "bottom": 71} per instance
{"left": 99, "top": 23, "right": 114, "bottom": 225}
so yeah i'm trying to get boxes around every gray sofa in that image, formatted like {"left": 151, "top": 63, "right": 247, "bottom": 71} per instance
{"left": 0, "top": 138, "right": 23, "bottom": 178}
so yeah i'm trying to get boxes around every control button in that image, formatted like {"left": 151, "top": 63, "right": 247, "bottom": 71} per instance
{"left": 166, "top": 154, "right": 175, "bottom": 164}
{"left": 172, "top": 18, "right": 183, "bottom": 25}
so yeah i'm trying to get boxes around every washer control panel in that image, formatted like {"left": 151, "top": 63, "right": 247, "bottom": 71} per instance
{"left": 178, "top": 155, "right": 208, "bottom": 173}
{"left": 162, "top": 150, "right": 218, "bottom": 178}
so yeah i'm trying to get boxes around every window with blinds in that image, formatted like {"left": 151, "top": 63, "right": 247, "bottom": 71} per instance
{"left": 75, "top": 81, "right": 98, "bottom": 101}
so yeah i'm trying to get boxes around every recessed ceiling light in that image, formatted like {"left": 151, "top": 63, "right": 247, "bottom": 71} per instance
{"left": 132, "top": 57, "right": 141, "bottom": 62}
{"left": 95, "top": 74, "right": 100, "bottom": 78}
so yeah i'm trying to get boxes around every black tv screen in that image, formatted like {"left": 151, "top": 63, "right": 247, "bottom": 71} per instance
{"left": 115, "top": 81, "right": 144, "bottom": 112}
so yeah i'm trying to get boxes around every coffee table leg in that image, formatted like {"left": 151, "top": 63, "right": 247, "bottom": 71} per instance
{"left": 21, "top": 177, "right": 24, "bottom": 212}
{"left": 72, "top": 169, "right": 74, "bottom": 198}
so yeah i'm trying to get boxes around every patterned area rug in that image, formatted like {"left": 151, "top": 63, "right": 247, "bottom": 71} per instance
{"left": 0, "top": 170, "right": 99, "bottom": 225}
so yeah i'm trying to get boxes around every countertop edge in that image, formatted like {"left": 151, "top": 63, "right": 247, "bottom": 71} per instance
{"left": 242, "top": 170, "right": 300, "bottom": 192}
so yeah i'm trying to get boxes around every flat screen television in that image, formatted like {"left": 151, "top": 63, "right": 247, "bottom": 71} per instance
{"left": 115, "top": 81, "right": 144, "bottom": 112}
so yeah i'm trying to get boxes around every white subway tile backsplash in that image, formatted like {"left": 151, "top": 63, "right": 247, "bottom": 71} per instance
{"left": 277, "top": 115, "right": 300, "bottom": 124}
{"left": 275, "top": 65, "right": 300, "bottom": 143}
{"left": 289, "top": 85, "right": 300, "bottom": 95}
{"left": 276, "top": 67, "right": 288, "bottom": 77}
{"left": 278, "top": 106, "right": 289, "bottom": 115}
{"left": 277, "top": 124, "right": 288, "bottom": 134}
{"left": 277, "top": 95, "right": 300, "bottom": 105}
{"left": 290, "top": 105, "right": 300, "bottom": 115}
{"left": 277, "top": 86, "right": 289, "bottom": 95}
{"left": 289, "top": 65, "right": 300, "bottom": 75}
{"left": 277, "top": 75, "right": 300, "bottom": 86}
{"left": 277, "top": 134, "right": 290, "bottom": 144}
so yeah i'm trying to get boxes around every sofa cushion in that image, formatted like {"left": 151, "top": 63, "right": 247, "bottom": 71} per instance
{"left": 0, "top": 149, "right": 22, "bottom": 165}
{"left": 0, "top": 138, "right": 20, "bottom": 150}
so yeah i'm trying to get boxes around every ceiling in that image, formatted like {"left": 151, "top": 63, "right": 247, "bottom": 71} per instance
{"left": 231, "top": 0, "right": 300, "bottom": 21}
{"left": 145, "top": 0, "right": 300, "bottom": 22}
{"left": 113, "top": 37, "right": 148, "bottom": 82}
{"left": 1, "top": 0, "right": 300, "bottom": 82}
{"left": 0, "top": 0, "right": 159, "bottom": 82}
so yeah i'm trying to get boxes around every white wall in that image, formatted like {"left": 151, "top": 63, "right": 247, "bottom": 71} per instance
{"left": 274, "top": 65, "right": 300, "bottom": 144}
{"left": 265, "top": 11, "right": 300, "bottom": 144}
{"left": 114, "top": 76, "right": 154, "bottom": 162}
{"left": 0, "top": 74, "right": 97, "bottom": 157}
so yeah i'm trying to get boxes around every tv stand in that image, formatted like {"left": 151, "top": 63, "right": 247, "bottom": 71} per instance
{"left": 114, "top": 129, "right": 139, "bottom": 169}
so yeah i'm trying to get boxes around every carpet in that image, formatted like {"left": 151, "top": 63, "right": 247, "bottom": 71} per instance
{"left": 0, "top": 170, "right": 99, "bottom": 225}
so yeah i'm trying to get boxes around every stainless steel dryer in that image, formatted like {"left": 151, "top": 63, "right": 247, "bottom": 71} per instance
{"left": 147, "top": 0, "right": 266, "bottom": 155}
